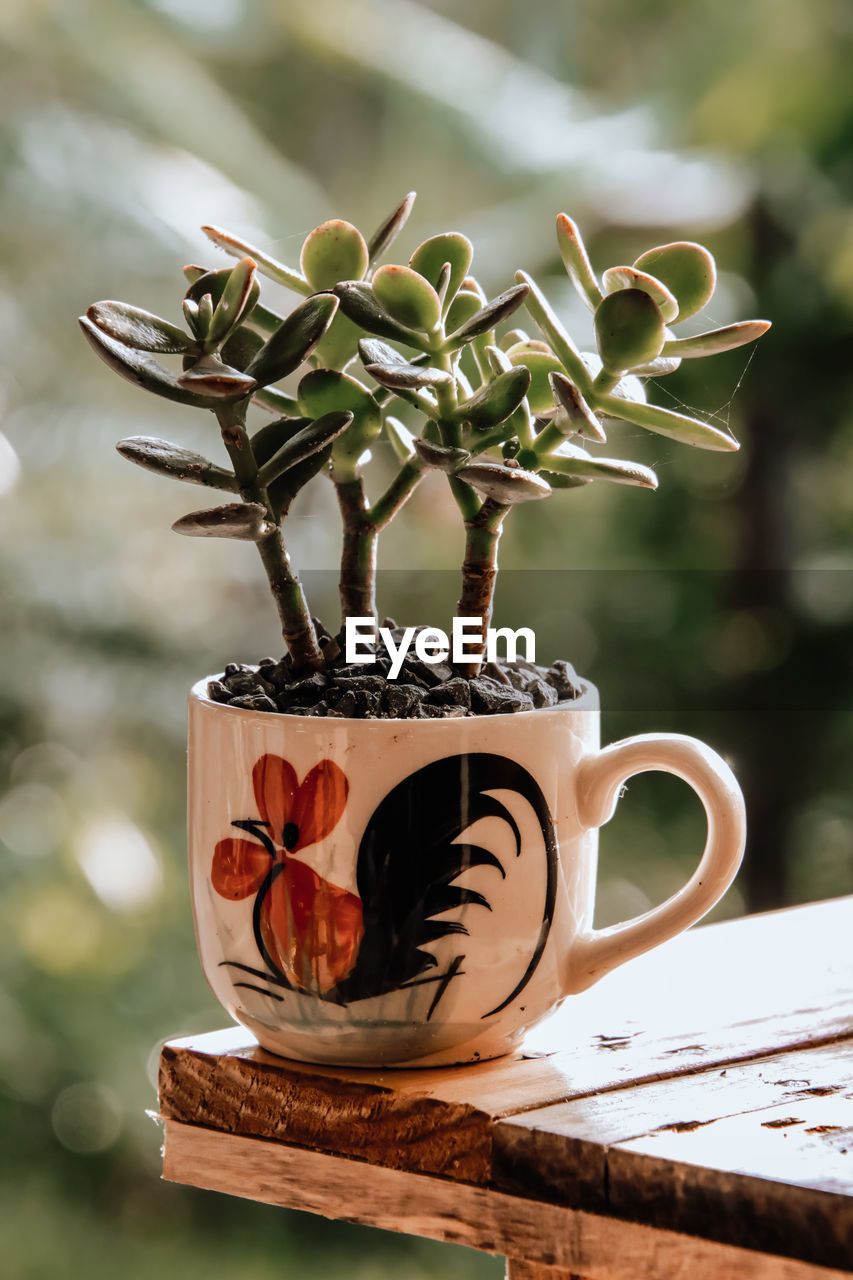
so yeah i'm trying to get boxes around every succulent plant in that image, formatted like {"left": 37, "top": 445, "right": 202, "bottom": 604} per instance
{"left": 81, "top": 195, "right": 769, "bottom": 680}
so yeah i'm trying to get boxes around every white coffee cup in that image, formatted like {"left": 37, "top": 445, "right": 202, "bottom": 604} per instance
{"left": 188, "top": 678, "right": 745, "bottom": 1067}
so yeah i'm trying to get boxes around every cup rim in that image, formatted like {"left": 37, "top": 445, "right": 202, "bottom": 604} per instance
{"left": 189, "top": 673, "right": 600, "bottom": 723}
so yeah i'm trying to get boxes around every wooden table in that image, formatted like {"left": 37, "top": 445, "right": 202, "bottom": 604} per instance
{"left": 159, "top": 897, "right": 853, "bottom": 1279}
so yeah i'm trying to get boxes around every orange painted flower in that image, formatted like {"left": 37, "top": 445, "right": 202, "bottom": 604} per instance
{"left": 212, "top": 754, "right": 362, "bottom": 994}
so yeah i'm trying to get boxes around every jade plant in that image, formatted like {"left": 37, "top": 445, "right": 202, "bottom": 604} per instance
{"left": 80, "top": 193, "right": 769, "bottom": 688}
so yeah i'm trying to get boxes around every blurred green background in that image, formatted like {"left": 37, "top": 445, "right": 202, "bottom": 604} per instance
{"left": 1, "top": 0, "right": 852, "bottom": 1275}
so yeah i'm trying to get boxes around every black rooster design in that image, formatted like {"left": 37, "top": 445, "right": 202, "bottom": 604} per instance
{"left": 336, "top": 752, "right": 558, "bottom": 1017}
{"left": 218, "top": 751, "right": 557, "bottom": 1020}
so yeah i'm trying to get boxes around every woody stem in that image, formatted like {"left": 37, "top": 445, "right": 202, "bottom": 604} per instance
{"left": 216, "top": 400, "right": 324, "bottom": 671}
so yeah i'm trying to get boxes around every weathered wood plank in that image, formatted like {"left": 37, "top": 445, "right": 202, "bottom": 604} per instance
{"left": 161, "top": 899, "right": 853, "bottom": 1150}
{"left": 458, "top": 896, "right": 853, "bottom": 1114}
{"left": 494, "top": 1043, "right": 853, "bottom": 1269}
{"left": 496, "top": 1041, "right": 853, "bottom": 1196}
{"left": 159, "top": 1034, "right": 491, "bottom": 1182}
{"left": 605, "top": 1094, "right": 853, "bottom": 1269}
{"left": 162, "top": 1120, "right": 852, "bottom": 1280}
{"left": 159, "top": 900, "right": 853, "bottom": 1273}
{"left": 504, "top": 1266, "right": 597, "bottom": 1280}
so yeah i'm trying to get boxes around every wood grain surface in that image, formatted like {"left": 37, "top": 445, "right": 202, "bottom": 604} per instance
{"left": 159, "top": 897, "right": 853, "bottom": 1273}
{"left": 162, "top": 1120, "right": 851, "bottom": 1280}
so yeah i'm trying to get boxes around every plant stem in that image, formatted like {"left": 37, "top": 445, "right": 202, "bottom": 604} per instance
{"left": 335, "top": 476, "right": 377, "bottom": 622}
{"left": 456, "top": 498, "right": 510, "bottom": 678}
{"left": 335, "top": 459, "right": 428, "bottom": 621}
{"left": 369, "top": 458, "right": 424, "bottom": 530}
{"left": 433, "top": 349, "right": 481, "bottom": 521}
{"left": 592, "top": 368, "right": 619, "bottom": 396}
{"left": 532, "top": 420, "right": 568, "bottom": 457}
{"left": 216, "top": 402, "right": 324, "bottom": 670}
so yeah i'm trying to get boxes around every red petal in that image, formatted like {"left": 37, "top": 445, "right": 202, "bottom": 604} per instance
{"left": 212, "top": 838, "right": 273, "bottom": 899}
{"left": 252, "top": 754, "right": 298, "bottom": 840}
{"left": 291, "top": 760, "right": 349, "bottom": 850}
{"left": 260, "top": 859, "right": 363, "bottom": 993}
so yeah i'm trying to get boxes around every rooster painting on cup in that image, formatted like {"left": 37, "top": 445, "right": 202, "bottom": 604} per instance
{"left": 212, "top": 752, "right": 557, "bottom": 1020}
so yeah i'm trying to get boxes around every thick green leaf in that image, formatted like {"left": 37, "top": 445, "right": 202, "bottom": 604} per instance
{"left": 556, "top": 213, "right": 603, "bottom": 310}
{"left": 257, "top": 411, "right": 353, "bottom": 486}
{"left": 177, "top": 355, "right": 257, "bottom": 400}
{"left": 500, "top": 328, "right": 531, "bottom": 351}
{"left": 373, "top": 264, "right": 442, "bottom": 332}
{"left": 79, "top": 316, "right": 217, "bottom": 408}
{"left": 409, "top": 233, "right": 473, "bottom": 309}
{"left": 86, "top": 301, "right": 192, "bottom": 354}
{"left": 252, "top": 415, "right": 336, "bottom": 513}
{"left": 549, "top": 372, "right": 607, "bottom": 442}
{"left": 443, "top": 288, "right": 484, "bottom": 336}
{"left": 298, "top": 370, "right": 380, "bottom": 473}
{"left": 456, "top": 366, "right": 531, "bottom": 430}
{"left": 663, "top": 320, "right": 771, "bottom": 358}
{"left": 116, "top": 436, "right": 238, "bottom": 491}
{"left": 185, "top": 265, "right": 260, "bottom": 319}
{"left": 270, "top": 448, "right": 334, "bottom": 517}
{"left": 384, "top": 415, "right": 416, "bottom": 462}
{"left": 274, "top": 452, "right": 334, "bottom": 516}
{"left": 598, "top": 393, "right": 740, "bottom": 451}
{"left": 434, "top": 262, "right": 452, "bottom": 306}
{"left": 367, "top": 191, "right": 416, "bottom": 267}
{"left": 358, "top": 337, "right": 408, "bottom": 367}
{"left": 630, "top": 354, "right": 682, "bottom": 377}
{"left": 221, "top": 325, "right": 265, "bottom": 372}
{"left": 545, "top": 442, "right": 658, "bottom": 489}
{"left": 364, "top": 359, "right": 452, "bottom": 391}
{"left": 455, "top": 461, "right": 551, "bottom": 504}
{"left": 207, "top": 257, "right": 258, "bottom": 346}
{"left": 245, "top": 293, "right": 339, "bottom": 387}
{"left": 252, "top": 416, "right": 311, "bottom": 467}
{"left": 595, "top": 289, "right": 666, "bottom": 374}
{"left": 413, "top": 438, "right": 470, "bottom": 472}
{"left": 516, "top": 271, "right": 591, "bottom": 390}
{"left": 443, "top": 284, "right": 529, "bottom": 350}
{"left": 602, "top": 266, "right": 679, "bottom": 323}
{"left": 298, "top": 368, "right": 379, "bottom": 427}
{"left": 182, "top": 299, "right": 202, "bottom": 338}
{"left": 300, "top": 220, "right": 369, "bottom": 292}
{"left": 186, "top": 265, "right": 281, "bottom": 334}
{"left": 504, "top": 337, "right": 550, "bottom": 357}
{"left": 334, "top": 281, "right": 424, "bottom": 346}
{"left": 311, "top": 310, "right": 363, "bottom": 371}
{"left": 506, "top": 347, "right": 563, "bottom": 414}
{"left": 634, "top": 241, "right": 716, "bottom": 321}
{"left": 536, "top": 470, "right": 593, "bottom": 490}
{"left": 460, "top": 276, "right": 486, "bottom": 300}
{"left": 201, "top": 224, "right": 312, "bottom": 295}
{"left": 251, "top": 385, "right": 301, "bottom": 416}
{"left": 197, "top": 293, "right": 214, "bottom": 337}
{"left": 172, "top": 502, "right": 270, "bottom": 540}
{"left": 485, "top": 344, "right": 513, "bottom": 375}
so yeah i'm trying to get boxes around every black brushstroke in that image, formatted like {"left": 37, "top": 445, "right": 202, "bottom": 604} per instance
{"left": 232, "top": 817, "right": 276, "bottom": 854}
{"left": 251, "top": 861, "right": 292, "bottom": 986}
{"left": 399, "top": 965, "right": 467, "bottom": 992}
{"left": 219, "top": 959, "right": 293, "bottom": 990}
{"left": 426, "top": 954, "right": 465, "bottom": 1021}
{"left": 233, "top": 981, "right": 284, "bottom": 1002}
{"left": 333, "top": 752, "right": 558, "bottom": 1015}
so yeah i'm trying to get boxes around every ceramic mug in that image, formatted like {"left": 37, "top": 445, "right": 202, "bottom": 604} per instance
{"left": 188, "top": 678, "right": 745, "bottom": 1068}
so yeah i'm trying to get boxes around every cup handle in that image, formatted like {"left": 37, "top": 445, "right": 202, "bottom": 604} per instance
{"left": 566, "top": 733, "right": 746, "bottom": 994}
